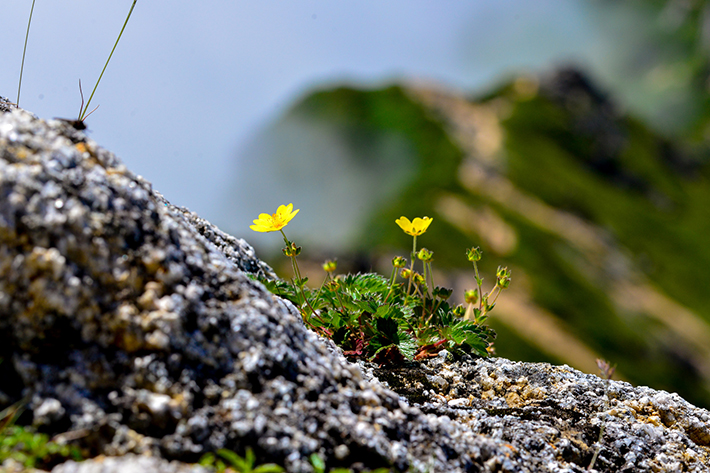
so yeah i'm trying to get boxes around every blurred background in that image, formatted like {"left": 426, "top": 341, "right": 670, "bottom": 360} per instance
{"left": 3, "top": 0, "right": 710, "bottom": 408}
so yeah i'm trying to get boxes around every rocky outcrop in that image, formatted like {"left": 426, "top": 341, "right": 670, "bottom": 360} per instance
{"left": 1, "top": 101, "right": 709, "bottom": 472}
{"left": 368, "top": 353, "right": 710, "bottom": 472}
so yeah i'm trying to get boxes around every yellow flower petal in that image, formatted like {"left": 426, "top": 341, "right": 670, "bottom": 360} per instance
{"left": 396, "top": 216, "right": 432, "bottom": 236}
{"left": 250, "top": 203, "right": 300, "bottom": 233}
{"left": 395, "top": 216, "right": 413, "bottom": 234}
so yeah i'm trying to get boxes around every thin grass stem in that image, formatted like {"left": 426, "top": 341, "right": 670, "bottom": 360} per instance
{"left": 17, "top": 0, "right": 37, "bottom": 107}
{"left": 80, "top": 0, "right": 137, "bottom": 120}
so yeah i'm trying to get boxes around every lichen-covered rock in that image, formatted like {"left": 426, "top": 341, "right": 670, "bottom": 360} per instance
{"left": 1, "top": 102, "right": 709, "bottom": 473}
{"left": 371, "top": 352, "right": 710, "bottom": 472}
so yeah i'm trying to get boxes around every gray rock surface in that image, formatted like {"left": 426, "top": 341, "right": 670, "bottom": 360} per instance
{"left": 52, "top": 455, "right": 210, "bottom": 473}
{"left": 0, "top": 96, "right": 16, "bottom": 114}
{"left": 1, "top": 105, "right": 709, "bottom": 473}
{"left": 370, "top": 352, "right": 710, "bottom": 472}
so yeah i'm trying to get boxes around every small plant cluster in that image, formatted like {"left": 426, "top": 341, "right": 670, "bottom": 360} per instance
{"left": 199, "top": 447, "right": 283, "bottom": 473}
{"left": 0, "top": 400, "right": 82, "bottom": 469}
{"left": 250, "top": 204, "right": 511, "bottom": 364}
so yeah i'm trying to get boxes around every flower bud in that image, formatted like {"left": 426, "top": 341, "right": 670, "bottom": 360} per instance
{"left": 322, "top": 259, "right": 337, "bottom": 273}
{"left": 326, "top": 280, "right": 340, "bottom": 291}
{"left": 412, "top": 272, "right": 425, "bottom": 285}
{"left": 464, "top": 289, "right": 479, "bottom": 305}
{"left": 282, "top": 242, "right": 302, "bottom": 257}
{"left": 433, "top": 286, "right": 453, "bottom": 300}
{"left": 496, "top": 266, "right": 511, "bottom": 288}
{"left": 453, "top": 305, "right": 466, "bottom": 317}
{"left": 392, "top": 256, "right": 407, "bottom": 268}
{"left": 400, "top": 268, "right": 412, "bottom": 279}
{"left": 417, "top": 248, "right": 433, "bottom": 263}
{"left": 466, "top": 247, "right": 482, "bottom": 262}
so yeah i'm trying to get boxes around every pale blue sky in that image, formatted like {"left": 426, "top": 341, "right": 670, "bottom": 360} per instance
{"left": 2, "top": 1, "right": 652, "bottom": 240}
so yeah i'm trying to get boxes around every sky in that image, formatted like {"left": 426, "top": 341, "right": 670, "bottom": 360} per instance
{"left": 1, "top": 1, "right": 644, "bottom": 240}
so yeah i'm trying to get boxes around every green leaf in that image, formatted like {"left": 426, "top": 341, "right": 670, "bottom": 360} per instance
{"left": 253, "top": 464, "right": 285, "bottom": 473}
{"left": 375, "top": 317, "right": 399, "bottom": 341}
{"left": 309, "top": 453, "right": 326, "bottom": 473}
{"left": 198, "top": 453, "right": 216, "bottom": 467}
{"left": 217, "top": 448, "right": 250, "bottom": 471}
{"left": 397, "top": 331, "right": 418, "bottom": 360}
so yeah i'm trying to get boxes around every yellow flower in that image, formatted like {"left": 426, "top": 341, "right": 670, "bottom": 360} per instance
{"left": 395, "top": 216, "right": 433, "bottom": 236}
{"left": 250, "top": 203, "right": 300, "bottom": 233}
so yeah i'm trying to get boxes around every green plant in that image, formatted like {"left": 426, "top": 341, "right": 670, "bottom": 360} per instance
{"left": 595, "top": 358, "right": 616, "bottom": 381}
{"left": 0, "top": 398, "right": 83, "bottom": 469}
{"left": 251, "top": 204, "right": 511, "bottom": 365}
{"left": 199, "top": 447, "right": 284, "bottom": 473}
{"left": 0, "top": 425, "right": 83, "bottom": 469}
{"left": 0, "top": 401, "right": 82, "bottom": 469}
{"left": 0, "top": 399, "right": 23, "bottom": 439}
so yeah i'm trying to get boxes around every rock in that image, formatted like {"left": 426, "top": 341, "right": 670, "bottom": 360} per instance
{"left": 1, "top": 103, "right": 710, "bottom": 473}
{"left": 51, "top": 455, "right": 210, "bottom": 473}
{"left": 0, "top": 96, "right": 16, "bottom": 114}
{"left": 373, "top": 356, "right": 710, "bottom": 472}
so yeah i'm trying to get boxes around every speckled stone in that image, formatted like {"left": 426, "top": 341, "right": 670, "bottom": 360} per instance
{"left": 371, "top": 353, "right": 710, "bottom": 472}
{"left": 2, "top": 104, "right": 709, "bottom": 473}
{"left": 0, "top": 96, "right": 16, "bottom": 114}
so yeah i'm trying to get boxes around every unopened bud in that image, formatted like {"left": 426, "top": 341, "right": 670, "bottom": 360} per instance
{"left": 466, "top": 247, "right": 482, "bottom": 262}
{"left": 417, "top": 248, "right": 433, "bottom": 263}
{"left": 464, "top": 289, "right": 479, "bottom": 305}
{"left": 496, "top": 266, "right": 511, "bottom": 288}
{"left": 453, "top": 305, "right": 466, "bottom": 317}
{"left": 392, "top": 256, "right": 407, "bottom": 268}
{"left": 433, "top": 286, "right": 453, "bottom": 300}
{"left": 326, "top": 280, "right": 340, "bottom": 291}
{"left": 282, "top": 242, "right": 302, "bottom": 257}
{"left": 322, "top": 260, "right": 337, "bottom": 273}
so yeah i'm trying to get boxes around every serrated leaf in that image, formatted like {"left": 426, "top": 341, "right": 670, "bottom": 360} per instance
{"left": 397, "top": 331, "right": 417, "bottom": 360}
{"left": 375, "top": 317, "right": 399, "bottom": 341}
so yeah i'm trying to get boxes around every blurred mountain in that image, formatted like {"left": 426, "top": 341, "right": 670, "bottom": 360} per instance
{"left": 238, "top": 69, "right": 710, "bottom": 409}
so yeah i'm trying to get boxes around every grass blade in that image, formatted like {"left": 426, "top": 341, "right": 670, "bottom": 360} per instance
{"left": 80, "top": 0, "right": 137, "bottom": 120}
{"left": 17, "top": 0, "right": 37, "bottom": 107}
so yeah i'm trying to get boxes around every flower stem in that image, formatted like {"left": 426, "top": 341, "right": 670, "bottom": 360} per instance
{"left": 406, "top": 235, "right": 417, "bottom": 296}
{"left": 489, "top": 285, "right": 504, "bottom": 307}
{"left": 384, "top": 265, "right": 397, "bottom": 303}
{"left": 427, "top": 262, "right": 434, "bottom": 293}
{"left": 472, "top": 260, "right": 484, "bottom": 313}
{"left": 280, "top": 230, "right": 318, "bottom": 321}
{"left": 314, "top": 271, "right": 331, "bottom": 302}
